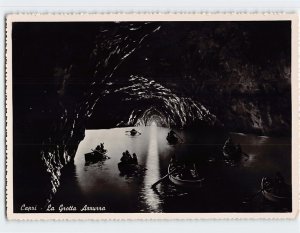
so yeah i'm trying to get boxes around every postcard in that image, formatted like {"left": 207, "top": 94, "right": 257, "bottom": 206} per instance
{"left": 6, "top": 13, "right": 299, "bottom": 220}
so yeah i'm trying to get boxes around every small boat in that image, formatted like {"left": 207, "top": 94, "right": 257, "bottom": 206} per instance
{"left": 130, "top": 129, "right": 138, "bottom": 136}
{"left": 261, "top": 177, "right": 291, "bottom": 202}
{"left": 85, "top": 149, "right": 108, "bottom": 163}
{"left": 168, "top": 163, "right": 204, "bottom": 189}
{"left": 166, "top": 135, "right": 178, "bottom": 144}
{"left": 126, "top": 129, "right": 141, "bottom": 136}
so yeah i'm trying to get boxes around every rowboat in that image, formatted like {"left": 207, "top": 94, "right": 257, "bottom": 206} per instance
{"left": 126, "top": 129, "right": 141, "bottom": 136}
{"left": 261, "top": 177, "right": 290, "bottom": 202}
{"left": 84, "top": 149, "right": 108, "bottom": 163}
{"left": 168, "top": 164, "right": 204, "bottom": 189}
{"left": 130, "top": 129, "right": 137, "bottom": 136}
{"left": 118, "top": 162, "right": 139, "bottom": 174}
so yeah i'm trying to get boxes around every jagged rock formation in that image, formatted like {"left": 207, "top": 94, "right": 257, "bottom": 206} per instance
{"left": 12, "top": 21, "right": 291, "bottom": 209}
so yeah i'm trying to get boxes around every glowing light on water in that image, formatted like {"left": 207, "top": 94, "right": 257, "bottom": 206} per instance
{"left": 142, "top": 121, "right": 162, "bottom": 212}
{"left": 150, "top": 121, "right": 156, "bottom": 126}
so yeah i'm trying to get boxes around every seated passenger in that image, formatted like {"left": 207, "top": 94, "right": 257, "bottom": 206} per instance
{"left": 125, "top": 150, "right": 132, "bottom": 159}
{"left": 121, "top": 152, "right": 129, "bottom": 163}
{"left": 100, "top": 143, "right": 104, "bottom": 150}
{"left": 120, "top": 150, "right": 132, "bottom": 164}
{"left": 169, "top": 129, "right": 176, "bottom": 137}
{"left": 132, "top": 153, "right": 138, "bottom": 165}
{"left": 223, "top": 137, "right": 236, "bottom": 154}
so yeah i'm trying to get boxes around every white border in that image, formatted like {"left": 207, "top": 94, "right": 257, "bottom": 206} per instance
{"left": 5, "top": 13, "right": 299, "bottom": 220}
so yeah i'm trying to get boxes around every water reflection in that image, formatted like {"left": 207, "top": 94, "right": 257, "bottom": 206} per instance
{"left": 52, "top": 127, "right": 293, "bottom": 213}
{"left": 141, "top": 122, "right": 162, "bottom": 212}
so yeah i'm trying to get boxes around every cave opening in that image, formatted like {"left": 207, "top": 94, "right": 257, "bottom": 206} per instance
{"left": 135, "top": 108, "right": 169, "bottom": 127}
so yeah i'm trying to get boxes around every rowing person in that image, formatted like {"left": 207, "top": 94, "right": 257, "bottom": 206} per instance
{"left": 95, "top": 145, "right": 101, "bottom": 151}
{"left": 167, "top": 129, "right": 182, "bottom": 144}
{"left": 95, "top": 142, "right": 106, "bottom": 153}
{"left": 132, "top": 153, "right": 138, "bottom": 165}
{"left": 120, "top": 152, "right": 131, "bottom": 163}
{"left": 100, "top": 143, "right": 104, "bottom": 151}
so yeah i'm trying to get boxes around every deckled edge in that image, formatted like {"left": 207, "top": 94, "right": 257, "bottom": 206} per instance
{"left": 5, "top": 13, "right": 11, "bottom": 221}
{"left": 4, "top": 12, "right": 299, "bottom": 221}
{"left": 297, "top": 9, "right": 300, "bottom": 220}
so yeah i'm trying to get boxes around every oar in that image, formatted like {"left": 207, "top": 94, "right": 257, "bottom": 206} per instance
{"left": 151, "top": 168, "right": 178, "bottom": 188}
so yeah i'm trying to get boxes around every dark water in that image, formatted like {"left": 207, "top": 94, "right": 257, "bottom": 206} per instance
{"left": 52, "top": 125, "right": 291, "bottom": 213}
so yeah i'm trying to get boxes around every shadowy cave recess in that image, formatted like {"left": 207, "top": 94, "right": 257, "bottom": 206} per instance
{"left": 12, "top": 21, "right": 291, "bottom": 209}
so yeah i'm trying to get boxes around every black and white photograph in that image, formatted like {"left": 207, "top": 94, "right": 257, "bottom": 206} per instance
{"left": 6, "top": 14, "right": 298, "bottom": 219}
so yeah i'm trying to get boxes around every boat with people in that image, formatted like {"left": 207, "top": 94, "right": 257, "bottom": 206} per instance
{"left": 167, "top": 162, "right": 204, "bottom": 189}
{"left": 84, "top": 143, "right": 108, "bottom": 163}
{"left": 223, "top": 137, "right": 242, "bottom": 159}
{"left": 166, "top": 129, "right": 180, "bottom": 144}
{"left": 126, "top": 128, "right": 141, "bottom": 136}
{"left": 85, "top": 150, "right": 108, "bottom": 163}
{"left": 261, "top": 175, "right": 291, "bottom": 203}
{"left": 118, "top": 150, "right": 145, "bottom": 175}
{"left": 130, "top": 129, "right": 138, "bottom": 136}
{"left": 166, "top": 134, "right": 178, "bottom": 144}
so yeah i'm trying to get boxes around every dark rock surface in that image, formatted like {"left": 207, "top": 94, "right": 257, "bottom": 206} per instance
{"left": 12, "top": 21, "right": 291, "bottom": 209}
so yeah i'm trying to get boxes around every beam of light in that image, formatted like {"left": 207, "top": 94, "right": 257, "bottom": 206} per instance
{"left": 141, "top": 121, "right": 162, "bottom": 212}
